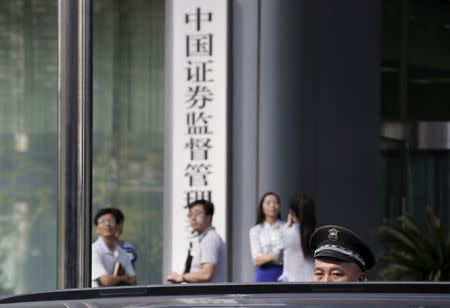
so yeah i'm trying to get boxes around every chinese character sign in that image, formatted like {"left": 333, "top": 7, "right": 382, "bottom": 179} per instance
{"left": 167, "top": 0, "right": 228, "bottom": 273}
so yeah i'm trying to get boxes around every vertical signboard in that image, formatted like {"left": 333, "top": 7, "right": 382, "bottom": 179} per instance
{"left": 167, "top": 0, "right": 228, "bottom": 274}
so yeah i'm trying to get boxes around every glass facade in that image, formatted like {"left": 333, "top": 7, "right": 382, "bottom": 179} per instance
{"left": 92, "top": 0, "right": 165, "bottom": 285}
{"left": 0, "top": 0, "right": 58, "bottom": 295}
{"left": 381, "top": 0, "right": 450, "bottom": 121}
{"left": 381, "top": 0, "right": 450, "bottom": 233}
{"left": 0, "top": 0, "right": 165, "bottom": 296}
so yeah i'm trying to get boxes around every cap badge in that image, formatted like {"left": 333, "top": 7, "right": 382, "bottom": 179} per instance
{"left": 328, "top": 228, "right": 339, "bottom": 241}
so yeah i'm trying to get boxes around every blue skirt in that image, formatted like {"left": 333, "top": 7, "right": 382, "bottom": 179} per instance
{"left": 255, "top": 264, "right": 283, "bottom": 282}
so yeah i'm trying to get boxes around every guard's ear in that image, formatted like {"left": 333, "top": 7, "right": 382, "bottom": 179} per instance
{"left": 358, "top": 272, "right": 367, "bottom": 282}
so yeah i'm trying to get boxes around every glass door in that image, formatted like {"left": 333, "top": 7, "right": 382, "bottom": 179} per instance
{"left": 381, "top": 0, "right": 450, "bottom": 233}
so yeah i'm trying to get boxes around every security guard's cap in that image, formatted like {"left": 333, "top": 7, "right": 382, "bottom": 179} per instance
{"left": 310, "top": 225, "right": 375, "bottom": 271}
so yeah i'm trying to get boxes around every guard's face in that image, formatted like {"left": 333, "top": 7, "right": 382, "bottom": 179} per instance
{"left": 312, "top": 257, "right": 366, "bottom": 282}
{"left": 188, "top": 204, "right": 211, "bottom": 234}
{"left": 95, "top": 213, "right": 118, "bottom": 239}
{"left": 262, "top": 194, "right": 280, "bottom": 219}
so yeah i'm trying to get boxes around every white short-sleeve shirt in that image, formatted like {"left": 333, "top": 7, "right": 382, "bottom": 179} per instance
{"left": 249, "top": 220, "right": 285, "bottom": 262}
{"left": 190, "top": 227, "right": 227, "bottom": 282}
{"left": 91, "top": 236, "right": 136, "bottom": 287}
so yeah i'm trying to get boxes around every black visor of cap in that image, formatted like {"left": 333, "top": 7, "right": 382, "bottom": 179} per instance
{"left": 314, "top": 249, "right": 365, "bottom": 271}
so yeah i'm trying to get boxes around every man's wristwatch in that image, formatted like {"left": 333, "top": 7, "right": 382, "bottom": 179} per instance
{"left": 181, "top": 274, "right": 186, "bottom": 282}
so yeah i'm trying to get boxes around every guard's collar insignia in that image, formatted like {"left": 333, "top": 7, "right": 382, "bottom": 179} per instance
{"left": 328, "top": 228, "right": 339, "bottom": 241}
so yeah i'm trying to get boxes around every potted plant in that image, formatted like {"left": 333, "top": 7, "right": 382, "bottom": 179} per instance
{"left": 376, "top": 207, "right": 450, "bottom": 281}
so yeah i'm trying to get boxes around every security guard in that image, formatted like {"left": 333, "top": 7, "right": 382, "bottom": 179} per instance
{"left": 310, "top": 225, "right": 375, "bottom": 282}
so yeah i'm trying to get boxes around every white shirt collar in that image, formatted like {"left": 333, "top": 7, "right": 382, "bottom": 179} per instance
{"left": 97, "top": 236, "right": 121, "bottom": 256}
{"left": 199, "top": 226, "right": 214, "bottom": 242}
{"left": 262, "top": 220, "right": 283, "bottom": 229}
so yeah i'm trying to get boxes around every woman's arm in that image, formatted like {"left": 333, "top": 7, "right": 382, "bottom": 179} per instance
{"left": 249, "top": 226, "right": 263, "bottom": 261}
{"left": 253, "top": 252, "right": 277, "bottom": 267}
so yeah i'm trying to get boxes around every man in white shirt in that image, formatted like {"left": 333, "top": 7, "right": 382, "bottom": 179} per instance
{"left": 91, "top": 208, "right": 137, "bottom": 287}
{"left": 166, "top": 200, "right": 227, "bottom": 283}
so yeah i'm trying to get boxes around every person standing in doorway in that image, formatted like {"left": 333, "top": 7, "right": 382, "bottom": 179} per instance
{"left": 249, "top": 192, "right": 285, "bottom": 282}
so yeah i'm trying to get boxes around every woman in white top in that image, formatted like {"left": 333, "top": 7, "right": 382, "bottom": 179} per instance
{"left": 278, "top": 195, "right": 316, "bottom": 282}
{"left": 249, "top": 192, "right": 285, "bottom": 282}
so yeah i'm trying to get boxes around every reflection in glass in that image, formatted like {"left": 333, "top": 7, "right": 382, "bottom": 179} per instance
{"left": 381, "top": 0, "right": 450, "bottom": 281}
{"left": 0, "top": 0, "right": 58, "bottom": 296}
{"left": 381, "top": 0, "right": 449, "bottom": 229}
{"left": 92, "top": 0, "right": 165, "bottom": 284}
